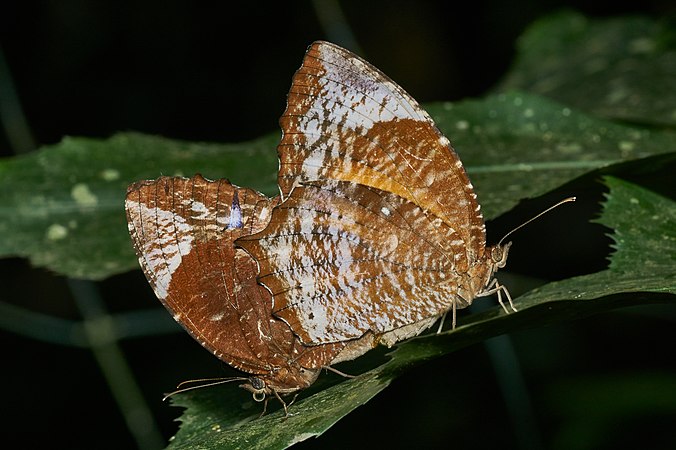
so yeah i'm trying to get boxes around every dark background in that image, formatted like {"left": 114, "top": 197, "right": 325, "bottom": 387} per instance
{"left": 1, "top": 1, "right": 674, "bottom": 449}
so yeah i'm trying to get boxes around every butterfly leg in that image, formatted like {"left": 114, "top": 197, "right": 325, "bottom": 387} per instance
{"left": 482, "top": 278, "right": 517, "bottom": 313}
{"left": 325, "top": 365, "right": 356, "bottom": 379}
{"left": 437, "top": 301, "right": 458, "bottom": 332}
{"left": 286, "top": 393, "right": 300, "bottom": 409}
{"left": 273, "top": 389, "right": 290, "bottom": 416}
{"left": 493, "top": 280, "right": 517, "bottom": 313}
{"left": 436, "top": 312, "right": 448, "bottom": 334}
{"left": 501, "top": 283, "right": 517, "bottom": 312}
{"left": 258, "top": 396, "right": 270, "bottom": 418}
{"left": 494, "top": 282, "right": 509, "bottom": 314}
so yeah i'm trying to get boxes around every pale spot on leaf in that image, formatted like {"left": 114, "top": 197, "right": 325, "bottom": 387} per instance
{"left": 100, "top": 168, "right": 120, "bottom": 181}
{"left": 71, "top": 183, "right": 98, "bottom": 207}
{"left": 46, "top": 223, "right": 68, "bottom": 240}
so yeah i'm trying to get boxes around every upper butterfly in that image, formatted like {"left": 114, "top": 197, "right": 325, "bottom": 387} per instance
{"left": 237, "top": 41, "right": 514, "bottom": 346}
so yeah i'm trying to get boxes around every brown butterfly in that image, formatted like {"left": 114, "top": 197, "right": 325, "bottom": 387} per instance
{"left": 237, "top": 41, "right": 516, "bottom": 347}
{"left": 125, "top": 175, "right": 374, "bottom": 411}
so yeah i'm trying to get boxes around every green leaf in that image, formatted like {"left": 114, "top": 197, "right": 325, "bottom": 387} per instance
{"left": 429, "top": 92, "right": 675, "bottom": 218}
{"left": 0, "top": 133, "right": 278, "bottom": 279}
{"left": 498, "top": 11, "right": 676, "bottom": 126}
{"left": 599, "top": 177, "right": 675, "bottom": 276}
{"left": 167, "top": 371, "right": 392, "bottom": 450}
{"left": 518, "top": 175, "right": 676, "bottom": 304}
{"left": 166, "top": 164, "right": 675, "bottom": 450}
{"left": 2, "top": 94, "right": 673, "bottom": 279}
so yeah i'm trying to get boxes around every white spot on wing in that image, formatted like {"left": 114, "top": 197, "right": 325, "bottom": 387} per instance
{"left": 301, "top": 44, "right": 430, "bottom": 149}
{"left": 190, "top": 201, "right": 209, "bottom": 219}
{"left": 128, "top": 200, "right": 194, "bottom": 300}
{"left": 256, "top": 320, "right": 265, "bottom": 340}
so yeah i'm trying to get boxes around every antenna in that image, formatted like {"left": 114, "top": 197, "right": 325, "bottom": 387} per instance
{"left": 162, "top": 376, "right": 249, "bottom": 401}
{"left": 498, "top": 197, "right": 576, "bottom": 247}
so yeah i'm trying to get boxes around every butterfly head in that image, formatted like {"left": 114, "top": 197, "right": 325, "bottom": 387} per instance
{"left": 489, "top": 241, "right": 512, "bottom": 270}
{"left": 239, "top": 366, "right": 321, "bottom": 402}
{"left": 481, "top": 241, "right": 512, "bottom": 291}
{"left": 240, "top": 376, "right": 268, "bottom": 402}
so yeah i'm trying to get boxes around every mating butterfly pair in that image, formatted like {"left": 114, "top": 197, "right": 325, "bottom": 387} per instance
{"left": 125, "top": 41, "right": 513, "bottom": 408}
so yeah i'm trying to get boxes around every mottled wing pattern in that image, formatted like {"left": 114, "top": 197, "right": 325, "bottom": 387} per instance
{"left": 239, "top": 180, "right": 469, "bottom": 344}
{"left": 240, "top": 41, "right": 491, "bottom": 344}
{"left": 125, "top": 175, "right": 343, "bottom": 380}
{"left": 278, "top": 41, "right": 486, "bottom": 255}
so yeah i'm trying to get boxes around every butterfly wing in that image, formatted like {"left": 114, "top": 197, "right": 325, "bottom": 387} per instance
{"left": 278, "top": 41, "right": 486, "bottom": 256}
{"left": 239, "top": 42, "right": 493, "bottom": 344}
{"left": 125, "top": 175, "right": 343, "bottom": 381}
{"left": 239, "top": 180, "right": 473, "bottom": 344}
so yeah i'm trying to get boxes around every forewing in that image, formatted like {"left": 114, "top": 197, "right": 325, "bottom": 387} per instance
{"left": 278, "top": 41, "right": 486, "bottom": 258}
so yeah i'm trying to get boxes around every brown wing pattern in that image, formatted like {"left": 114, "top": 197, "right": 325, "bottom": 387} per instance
{"left": 239, "top": 41, "right": 498, "bottom": 345}
{"left": 239, "top": 180, "right": 472, "bottom": 344}
{"left": 126, "top": 41, "right": 510, "bottom": 396}
{"left": 125, "top": 175, "right": 346, "bottom": 391}
{"left": 278, "top": 41, "right": 486, "bottom": 256}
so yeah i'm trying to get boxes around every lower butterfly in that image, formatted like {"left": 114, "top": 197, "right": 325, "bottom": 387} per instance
{"left": 125, "top": 175, "right": 373, "bottom": 412}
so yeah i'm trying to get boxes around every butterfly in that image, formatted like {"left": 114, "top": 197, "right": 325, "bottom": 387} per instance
{"left": 125, "top": 175, "right": 374, "bottom": 411}
{"left": 237, "top": 41, "right": 515, "bottom": 347}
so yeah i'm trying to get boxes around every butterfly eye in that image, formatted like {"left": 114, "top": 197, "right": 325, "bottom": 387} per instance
{"left": 250, "top": 377, "right": 266, "bottom": 391}
{"left": 492, "top": 242, "right": 512, "bottom": 267}
{"left": 491, "top": 246, "right": 502, "bottom": 263}
{"left": 248, "top": 377, "right": 267, "bottom": 402}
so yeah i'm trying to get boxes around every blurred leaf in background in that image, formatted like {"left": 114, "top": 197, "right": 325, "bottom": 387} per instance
{"left": 498, "top": 10, "right": 676, "bottom": 127}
